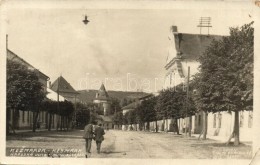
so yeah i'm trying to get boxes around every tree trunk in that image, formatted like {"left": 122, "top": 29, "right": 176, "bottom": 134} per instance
{"left": 155, "top": 120, "right": 158, "bottom": 133}
{"left": 189, "top": 116, "right": 192, "bottom": 137}
{"left": 166, "top": 118, "right": 168, "bottom": 132}
{"left": 6, "top": 108, "right": 10, "bottom": 134}
{"left": 48, "top": 113, "right": 52, "bottom": 131}
{"left": 233, "top": 111, "right": 240, "bottom": 145}
{"left": 185, "top": 117, "right": 187, "bottom": 135}
{"left": 174, "top": 118, "right": 179, "bottom": 135}
{"left": 56, "top": 115, "right": 60, "bottom": 131}
{"left": 32, "top": 111, "right": 39, "bottom": 132}
{"left": 198, "top": 129, "right": 204, "bottom": 140}
{"left": 202, "top": 111, "right": 208, "bottom": 140}
{"left": 147, "top": 122, "right": 150, "bottom": 131}
{"left": 66, "top": 116, "right": 69, "bottom": 131}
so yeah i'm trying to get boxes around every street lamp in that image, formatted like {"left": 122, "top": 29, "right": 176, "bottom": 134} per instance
{"left": 83, "top": 15, "right": 90, "bottom": 25}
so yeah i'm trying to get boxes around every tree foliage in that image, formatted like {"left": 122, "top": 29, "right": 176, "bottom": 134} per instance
{"left": 155, "top": 84, "right": 196, "bottom": 120}
{"left": 193, "top": 22, "right": 254, "bottom": 145}
{"left": 6, "top": 59, "right": 46, "bottom": 132}
{"left": 7, "top": 59, "right": 45, "bottom": 111}
{"left": 193, "top": 22, "right": 253, "bottom": 113}
{"left": 136, "top": 96, "right": 157, "bottom": 125}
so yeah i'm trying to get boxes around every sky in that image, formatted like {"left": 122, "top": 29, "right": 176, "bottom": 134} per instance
{"left": 6, "top": 6, "right": 253, "bottom": 93}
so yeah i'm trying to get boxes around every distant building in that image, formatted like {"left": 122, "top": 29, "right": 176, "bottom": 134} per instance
{"left": 7, "top": 49, "right": 49, "bottom": 130}
{"left": 122, "top": 94, "right": 153, "bottom": 115}
{"left": 93, "top": 83, "right": 111, "bottom": 116}
{"left": 50, "top": 76, "right": 79, "bottom": 103}
{"left": 93, "top": 84, "right": 113, "bottom": 129}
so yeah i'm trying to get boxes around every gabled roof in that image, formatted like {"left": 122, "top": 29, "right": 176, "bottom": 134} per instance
{"left": 177, "top": 33, "right": 223, "bottom": 60}
{"left": 50, "top": 76, "right": 78, "bottom": 94}
{"left": 7, "top": 49, "right": 49, "bottom": 80}
{"left": 166, "top": 33, "right": 223, "bottom": 69}
{"left": 94, "top": 83, "right": 110, "bottom": 101}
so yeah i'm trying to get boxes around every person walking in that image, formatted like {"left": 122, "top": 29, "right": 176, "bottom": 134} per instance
{"left": 94, "top": 124, "right": 105, "bottom": 154}
{"left": 83, "top": 122, "right": 95, "bottom": 157}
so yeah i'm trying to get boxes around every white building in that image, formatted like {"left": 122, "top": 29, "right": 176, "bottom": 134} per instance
{"left": 163, "top": 25, "right": 253, "bottom": 141}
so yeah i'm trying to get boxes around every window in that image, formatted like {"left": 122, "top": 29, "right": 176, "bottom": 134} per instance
{"left": 248, "top": 111, "right": 253, "bottom": 128}
{"left": 198, "top": 115, "right": 201, "bottom": 126}
{"left": 240, "top": 111, "right": 244, "bottom": 128}
{"left": 218, "top": 113, "right": 222, "bottom": 128}
{"left": 213, "top": 114, "right": 216, "bottom": 128}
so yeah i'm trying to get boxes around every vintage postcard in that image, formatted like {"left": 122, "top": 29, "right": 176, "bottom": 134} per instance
{"left": 0, "top": 0, "right": 259, "bottom": 164}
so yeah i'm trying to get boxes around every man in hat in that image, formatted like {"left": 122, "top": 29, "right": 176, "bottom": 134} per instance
{"left": 83, "top": 121, "right": 95, "bottom": 156}
{"left": 94, "top": 124, "right": 105, "bottom": 154}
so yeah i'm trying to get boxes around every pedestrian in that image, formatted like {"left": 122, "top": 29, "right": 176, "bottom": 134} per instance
{"left": 83, "top": 121, "right": 95, "bottom": 157}
{"left": 94, "top": 124, "right": 105, "bottom": 154}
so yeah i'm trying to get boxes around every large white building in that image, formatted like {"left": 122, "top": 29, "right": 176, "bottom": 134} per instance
{"left": 163, "top": 26, "right": 253, "bottom": 141}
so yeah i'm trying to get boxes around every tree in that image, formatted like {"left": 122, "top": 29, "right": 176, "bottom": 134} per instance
{"left": 136, "top": 96, "right": 157, "bottom": 131}
{"left": 193, "top": 22, "right": 253, "bottom": 145}
{"left": 120, "top": 98, "right": 128, "bottom": 107}
{"left": 125, "top": 110, "right": 136, "bottom": 126}
{"left": 110, "top": 97, "right": 121, "bottom": 114}
{"left": 7, "top": 59, "right": 46, "bottom": 133}
{"left": 155, "top": 84, "right": 196, "bottom": 134}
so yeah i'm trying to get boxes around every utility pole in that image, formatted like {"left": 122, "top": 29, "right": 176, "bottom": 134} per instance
{"left": 187, "top": 66, "right": 192, "bottom": 137}
{"left": 185, "top": 66, "right": 191, "bottom": 136}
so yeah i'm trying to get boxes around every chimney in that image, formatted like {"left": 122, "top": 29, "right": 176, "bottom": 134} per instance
{"left": 171, "top": 25, "right": 182, "bottom": 56}
{"left": 171, "top": 26, "right": 178, "bottom": 34}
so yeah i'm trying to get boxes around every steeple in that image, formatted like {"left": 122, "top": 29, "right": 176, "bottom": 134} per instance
{"left": 95, "top": 83, "right": 110, "bottom": 101}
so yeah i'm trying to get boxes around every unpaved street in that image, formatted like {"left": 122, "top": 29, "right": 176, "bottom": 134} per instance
{"left": 6, "top": 130, "right": 252, "bottom": 159}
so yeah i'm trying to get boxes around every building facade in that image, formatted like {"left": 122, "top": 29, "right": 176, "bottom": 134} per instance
{"left": 163, "top": 25, "right": 253, "bottom": 141}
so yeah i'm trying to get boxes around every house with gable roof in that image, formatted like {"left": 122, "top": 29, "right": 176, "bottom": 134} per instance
{"left": 50, "top": 76, "right": 79, "bottom": 103}
{"left": 164, "top": 25, "right": 253, "bottom": 141}
{"left": 164, "top": 26, "right": 223, "bottom": 134}
{"left": 7, "top": 49, "right": 50, "bottom": 130}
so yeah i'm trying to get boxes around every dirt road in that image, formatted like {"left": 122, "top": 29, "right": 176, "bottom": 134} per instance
{"left": 6, "top": 130, "right": 252, "bottom": 159}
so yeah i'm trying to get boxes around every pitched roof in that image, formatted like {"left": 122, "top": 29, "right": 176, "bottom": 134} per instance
{"left": 7, "top": 49, "right": 49, "bottom": 80}
{"left": 50, "top": 76, "right": 78, "bottom": 94}
{"left": 166, "top": 33, "right": 223, "bottom": 69}
{"left": 94, "top": 83, "right": 110, "bottom": 101}
{"left": 178, "top": 33, "right": 222, "bottom": 60}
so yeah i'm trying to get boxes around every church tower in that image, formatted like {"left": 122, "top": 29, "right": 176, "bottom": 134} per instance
{"left": 93, "top": 83, "right": 111, "bottom": 116}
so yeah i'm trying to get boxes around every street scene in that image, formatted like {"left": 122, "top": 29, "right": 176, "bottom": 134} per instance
{"left": 3, "top": 1, "right": 255, "bottom": 162}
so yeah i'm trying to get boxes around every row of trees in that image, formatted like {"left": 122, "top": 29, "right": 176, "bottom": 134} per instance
{"left": 112, "top": 22, "right": 253, "bottom": 146}
{"left": 6, "top": 59, "right": 78, "bottom": 133}
{"left": 112, "top": 85, "right": 195, "bottom": 133}
{"left": 7, "top": 59, "right": 46, "bottom": 133}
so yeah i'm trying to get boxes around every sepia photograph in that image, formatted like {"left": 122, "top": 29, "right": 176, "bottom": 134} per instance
{"left": 0, "top": 0, "right": 259, "bottom": 164}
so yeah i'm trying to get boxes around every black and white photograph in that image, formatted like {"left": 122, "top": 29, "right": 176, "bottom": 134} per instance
{"left": 0, "top": 1, "right": 259, "bottom": 164}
